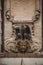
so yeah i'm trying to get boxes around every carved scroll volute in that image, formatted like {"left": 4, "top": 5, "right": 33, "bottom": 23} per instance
{"left": 32, "top": 10, "right": 40, "bottom": 22}
{"left": 32, "top": 0, "right": 40, "bottom": 22}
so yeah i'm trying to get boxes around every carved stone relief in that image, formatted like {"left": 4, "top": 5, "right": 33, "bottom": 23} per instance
{"left": 4, "top": 0, "right": 42, "bottom": 53}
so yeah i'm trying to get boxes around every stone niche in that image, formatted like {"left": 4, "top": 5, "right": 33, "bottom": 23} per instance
{"left": 4, "top": 0, "right": 42, "bottom": 53}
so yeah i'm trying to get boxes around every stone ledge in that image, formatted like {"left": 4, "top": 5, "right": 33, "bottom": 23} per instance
{"left": 0, "top": 52, "right": 43, "bottom": 58}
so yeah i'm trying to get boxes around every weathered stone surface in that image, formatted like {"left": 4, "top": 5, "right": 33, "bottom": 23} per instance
{"left": 0, "top": 52, "right": 43, "bottom": 58}
{"left": 0, "top": 0, "right": 2, "bottom": 52}
{"left": 4, "top": 0, "right": 42, "bottom": 53}
{"left": 0, "top": 58, "right": 43, "bottom": 65}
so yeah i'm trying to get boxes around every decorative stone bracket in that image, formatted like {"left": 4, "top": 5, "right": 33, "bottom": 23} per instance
{"left": 5, "top": 9, "right": 40, "bottom": 23}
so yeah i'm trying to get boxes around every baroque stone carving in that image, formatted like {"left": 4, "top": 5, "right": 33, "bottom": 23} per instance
{"left": 4, "top": 36, "right": 41, "bottom": 53}
{"left": 4, "top": 23, "right": 41, "bottom": 53}
{"left": 5, "top": 0, "right": 41, "bottom": 53}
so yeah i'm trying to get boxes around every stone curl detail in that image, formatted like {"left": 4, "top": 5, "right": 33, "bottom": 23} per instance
{"left": 4, "top": 37, "right": 18, "bottom": 52}
{"left": 4, "top": 37, "right": 41, "bottom": 53}
{"left": 30, "top": 36, "right": 41, "bottom": 53}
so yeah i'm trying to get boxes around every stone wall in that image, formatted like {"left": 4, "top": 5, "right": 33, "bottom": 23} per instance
{"left": 0, "top": 0, "right": 2, "bottom": 52}
{"left": 0, "top": 58, "right": 43, "bottom": 65}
